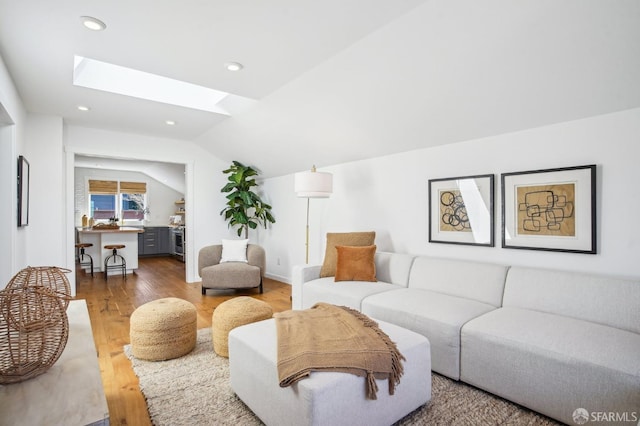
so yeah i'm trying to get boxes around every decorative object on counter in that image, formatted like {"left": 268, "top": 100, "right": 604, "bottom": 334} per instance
{"left": 294, "top": 165, "right": 333, "bottom": 263}
{"left": 82, "top": 214, "right": 88, "bottom": 227}
{"left": 0, "top": 266, "right": 71, "bottom": 384}
{"left": 92, "top": 222, "right": 119, "bottom": 230}
{"left": 220, "top": 161, "right": 275, "bottom": 238}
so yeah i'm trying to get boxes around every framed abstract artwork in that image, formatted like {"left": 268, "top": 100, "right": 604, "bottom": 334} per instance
{"left": 428, "top": 174, "right": 494, "bottom": 247}
{"left": 17, "top": 155, "right": 30, "bottom": 227}
{"left": 501, "top": 164, "right": 596, "bottom": 253}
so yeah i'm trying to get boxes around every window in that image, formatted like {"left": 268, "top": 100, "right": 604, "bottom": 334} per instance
{"left": 88, "top": 179, "right": 147, "bottom": 222}
{"left": 90, "top": 194, "right": 116, "bottom": 219}
{"left": 121, "top": 193, "right": 146, "bottom": 220}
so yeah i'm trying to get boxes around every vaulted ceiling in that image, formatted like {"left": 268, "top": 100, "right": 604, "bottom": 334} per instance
{"left": 1, "top": 0, "right": 639, "bottom": 177}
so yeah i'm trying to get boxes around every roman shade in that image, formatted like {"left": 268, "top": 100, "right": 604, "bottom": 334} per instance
{"left": 119, "top": 181, "right": 147, "bottom": 194}
{"left": 88, "top": 179, "right": 117, "bottom": 194}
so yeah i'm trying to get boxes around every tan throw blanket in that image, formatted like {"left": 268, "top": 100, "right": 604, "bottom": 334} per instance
{"left": 274, "top": 303, "right": 405, "bottom": 400}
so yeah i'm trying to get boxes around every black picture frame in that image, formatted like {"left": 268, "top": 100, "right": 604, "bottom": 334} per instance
{"left": 428, "top": 174, "right": 494, "bottom": 247}
{"left": 501, "top": 164, "right": 596, "bottom": 254}
{"left": 17, "top": 155, "right": 29, "bottom": 227}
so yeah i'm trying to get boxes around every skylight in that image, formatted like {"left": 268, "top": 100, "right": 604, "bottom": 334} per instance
{"left": 73, "top": 55, "right": 230, "bottom": 115}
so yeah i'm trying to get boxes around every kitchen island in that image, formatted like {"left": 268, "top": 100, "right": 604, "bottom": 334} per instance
{"left": 77, "top": 227, "right": 144, "bottom": 276}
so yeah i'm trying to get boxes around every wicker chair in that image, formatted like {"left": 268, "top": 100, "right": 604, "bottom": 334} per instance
{"left": 198, "top": 244, "right": 265, "bottom": 295}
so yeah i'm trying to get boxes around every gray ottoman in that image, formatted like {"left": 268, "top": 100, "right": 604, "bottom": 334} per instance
{"left": 229, "top": 318, "right": 431, "bottom": 426}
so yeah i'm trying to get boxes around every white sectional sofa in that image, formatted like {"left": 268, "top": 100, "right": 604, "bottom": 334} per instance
{"left": 292, "top": 252, "right": 640, "bottom": 425}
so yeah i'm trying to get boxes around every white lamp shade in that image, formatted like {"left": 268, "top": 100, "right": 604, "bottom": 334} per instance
{"left": 294, "top": 170, "right": 333, "bottom": 198}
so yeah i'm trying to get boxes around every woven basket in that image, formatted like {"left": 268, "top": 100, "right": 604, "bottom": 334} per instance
{"left": 0, "top": 267, "right": 71, "bottom": 384}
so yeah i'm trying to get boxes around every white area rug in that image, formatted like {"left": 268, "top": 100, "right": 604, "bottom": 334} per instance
{"left": 125, "top": 328, "right": 560, "bottom": 426}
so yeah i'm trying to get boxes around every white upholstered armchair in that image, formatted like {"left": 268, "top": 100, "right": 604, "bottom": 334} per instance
{"left": 198, "top": 244, "right": 265, "bottom": 295}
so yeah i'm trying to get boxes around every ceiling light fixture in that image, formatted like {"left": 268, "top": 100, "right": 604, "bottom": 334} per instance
{"left": 77, "top": 105, "right": 90, "bottom": 111}
{"left": 224, "top": 62, "right": 244, "bottom": 72}
{"left": 81, "top": 16, "right": 107, "bottom": 31}
{"left": 165, "top": 120, "right": 176, "bottom": 126}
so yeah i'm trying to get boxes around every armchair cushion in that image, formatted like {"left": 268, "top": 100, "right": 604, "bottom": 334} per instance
{"left": 201, "top": 263, "right": 261, "bottom": 289}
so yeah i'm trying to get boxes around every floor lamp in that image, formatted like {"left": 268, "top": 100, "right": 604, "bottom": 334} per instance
{"left": 294, "top": 166, "right": 333, "bottom": 264}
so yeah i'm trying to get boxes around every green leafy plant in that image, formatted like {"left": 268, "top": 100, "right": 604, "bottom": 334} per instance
{"left": 220, "top": 161, "right": 276, "bottom": 238}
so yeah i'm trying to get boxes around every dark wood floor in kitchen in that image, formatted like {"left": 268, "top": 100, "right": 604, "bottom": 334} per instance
{"left": 75, "top": 256, "right": 292, "bottom": 426}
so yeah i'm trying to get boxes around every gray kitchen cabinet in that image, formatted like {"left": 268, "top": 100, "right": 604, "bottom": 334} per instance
{"left": 139, "top": 227, "right": 171, "bottom": 256}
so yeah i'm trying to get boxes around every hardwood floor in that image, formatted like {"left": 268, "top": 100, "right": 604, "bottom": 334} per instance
{"left": 75, "top": 256, "right": 292, "bottom": 426}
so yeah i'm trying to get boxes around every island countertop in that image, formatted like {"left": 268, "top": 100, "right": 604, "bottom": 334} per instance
{"left": 78, "top": 226, "right": 144, "bottom": 234}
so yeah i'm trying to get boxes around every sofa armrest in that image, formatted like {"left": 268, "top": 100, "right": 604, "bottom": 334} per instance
{"left": 291, "top": 264, "right": 322, "bottom": 310}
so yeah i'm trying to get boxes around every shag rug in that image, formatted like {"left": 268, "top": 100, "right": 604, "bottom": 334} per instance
{"left": 124, "top": 328, "right": 561, "bottom": 426}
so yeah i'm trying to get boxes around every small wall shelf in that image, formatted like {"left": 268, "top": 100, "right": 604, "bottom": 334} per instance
{"left": 175, "top": 200, "right": 185, "bottom": 215}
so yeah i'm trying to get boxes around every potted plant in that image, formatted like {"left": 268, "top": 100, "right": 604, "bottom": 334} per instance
{"left": 220, "top": 161, "right": 276, "bottom": 238}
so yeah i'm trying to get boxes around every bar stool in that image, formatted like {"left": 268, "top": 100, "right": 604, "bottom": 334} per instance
{"left": 104, "top": 244, "right": 126, "bottom": 280}
{"left": 75, "top": 243, "right": 94, "bottom": 277}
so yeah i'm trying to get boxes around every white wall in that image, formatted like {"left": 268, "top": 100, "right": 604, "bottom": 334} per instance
{"left": 65, "top": 126, "right": 237, "bottom": 284}
{"left": 24, "top": 114, "right": 65, "bottom": 267}
{"left": 259, "top": 108, "right": 640, "bottom": 283}
{"left": 74, "top": 167, "right": 184, "bottom": 227}
{"left": 0, "top": 53, "right": 26, "bottom": 288}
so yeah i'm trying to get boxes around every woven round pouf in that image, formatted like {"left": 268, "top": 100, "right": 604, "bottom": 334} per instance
{"left": 212, "top": 297, "right": 273, "bottom": 357}
{"left": 130, "top": 297, "right": 197, "bottom": 361}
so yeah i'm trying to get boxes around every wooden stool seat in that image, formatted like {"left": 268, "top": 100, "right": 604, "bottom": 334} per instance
{"left": 104, "top": 245, "right": 126, "bottom": 280}
{"left": 75, "top": 243, "right": 94, "bottom": 277}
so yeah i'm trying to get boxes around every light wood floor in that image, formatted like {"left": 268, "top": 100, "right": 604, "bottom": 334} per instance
{"left": 75, "top": 256, "right": 292, "bottom": 426}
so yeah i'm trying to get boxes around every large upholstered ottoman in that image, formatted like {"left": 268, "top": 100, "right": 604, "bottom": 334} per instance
{"left": 229, "top": 318, "right": 431, "bottom": 426}
{"left": 130, "top": 297, "right": 197, "bottom": 361}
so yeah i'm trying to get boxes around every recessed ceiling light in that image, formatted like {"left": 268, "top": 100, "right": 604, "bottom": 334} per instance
{"left": 81, "top": 16, "right": 107, "bottom": 31}
{"left": 224, "top": 62, "right": 243, "bottom": 72}
{"left": 165, "top": 120, "right": 176, "bottom": 126}
{"left": 77, "top": 105, "right": 90, "bottom": 111}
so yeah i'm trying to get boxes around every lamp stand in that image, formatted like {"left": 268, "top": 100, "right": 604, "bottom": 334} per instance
{"left": 305, "top": 197, "right": 310, "bottom": 264}
{"left": 295, "top": 165, "right": 333, "bottom": 265}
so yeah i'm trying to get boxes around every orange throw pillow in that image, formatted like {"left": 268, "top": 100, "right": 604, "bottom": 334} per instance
{"left": 320, "top": 231, "right": 376, "bottom": 277}
{"left": 334, "top": 245, "right": 377, "bottom": 282}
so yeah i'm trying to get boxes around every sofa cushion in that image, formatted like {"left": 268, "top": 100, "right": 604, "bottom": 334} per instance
{"left": 461, "top": 307, "right": 640, "bottom": 425}
{"left": 408, "top": 257, "right": 508, "bottom": 307}
{"left": 362, "top": 288, "right": 497, "bottom": 380}
{"left": 503, "top": 267, "right": 640, "bottom": 334}
{"left": 334, "top": 245, "right": 377, "bottom": 282}
{"left": 373, "top": 252, "right": 415, "bottom": 287}
{"left": 300, "top": 277, "right": 400, "bottom": 311}
{"left": 320, "top": 232, "right": 376, "bottom": 277}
